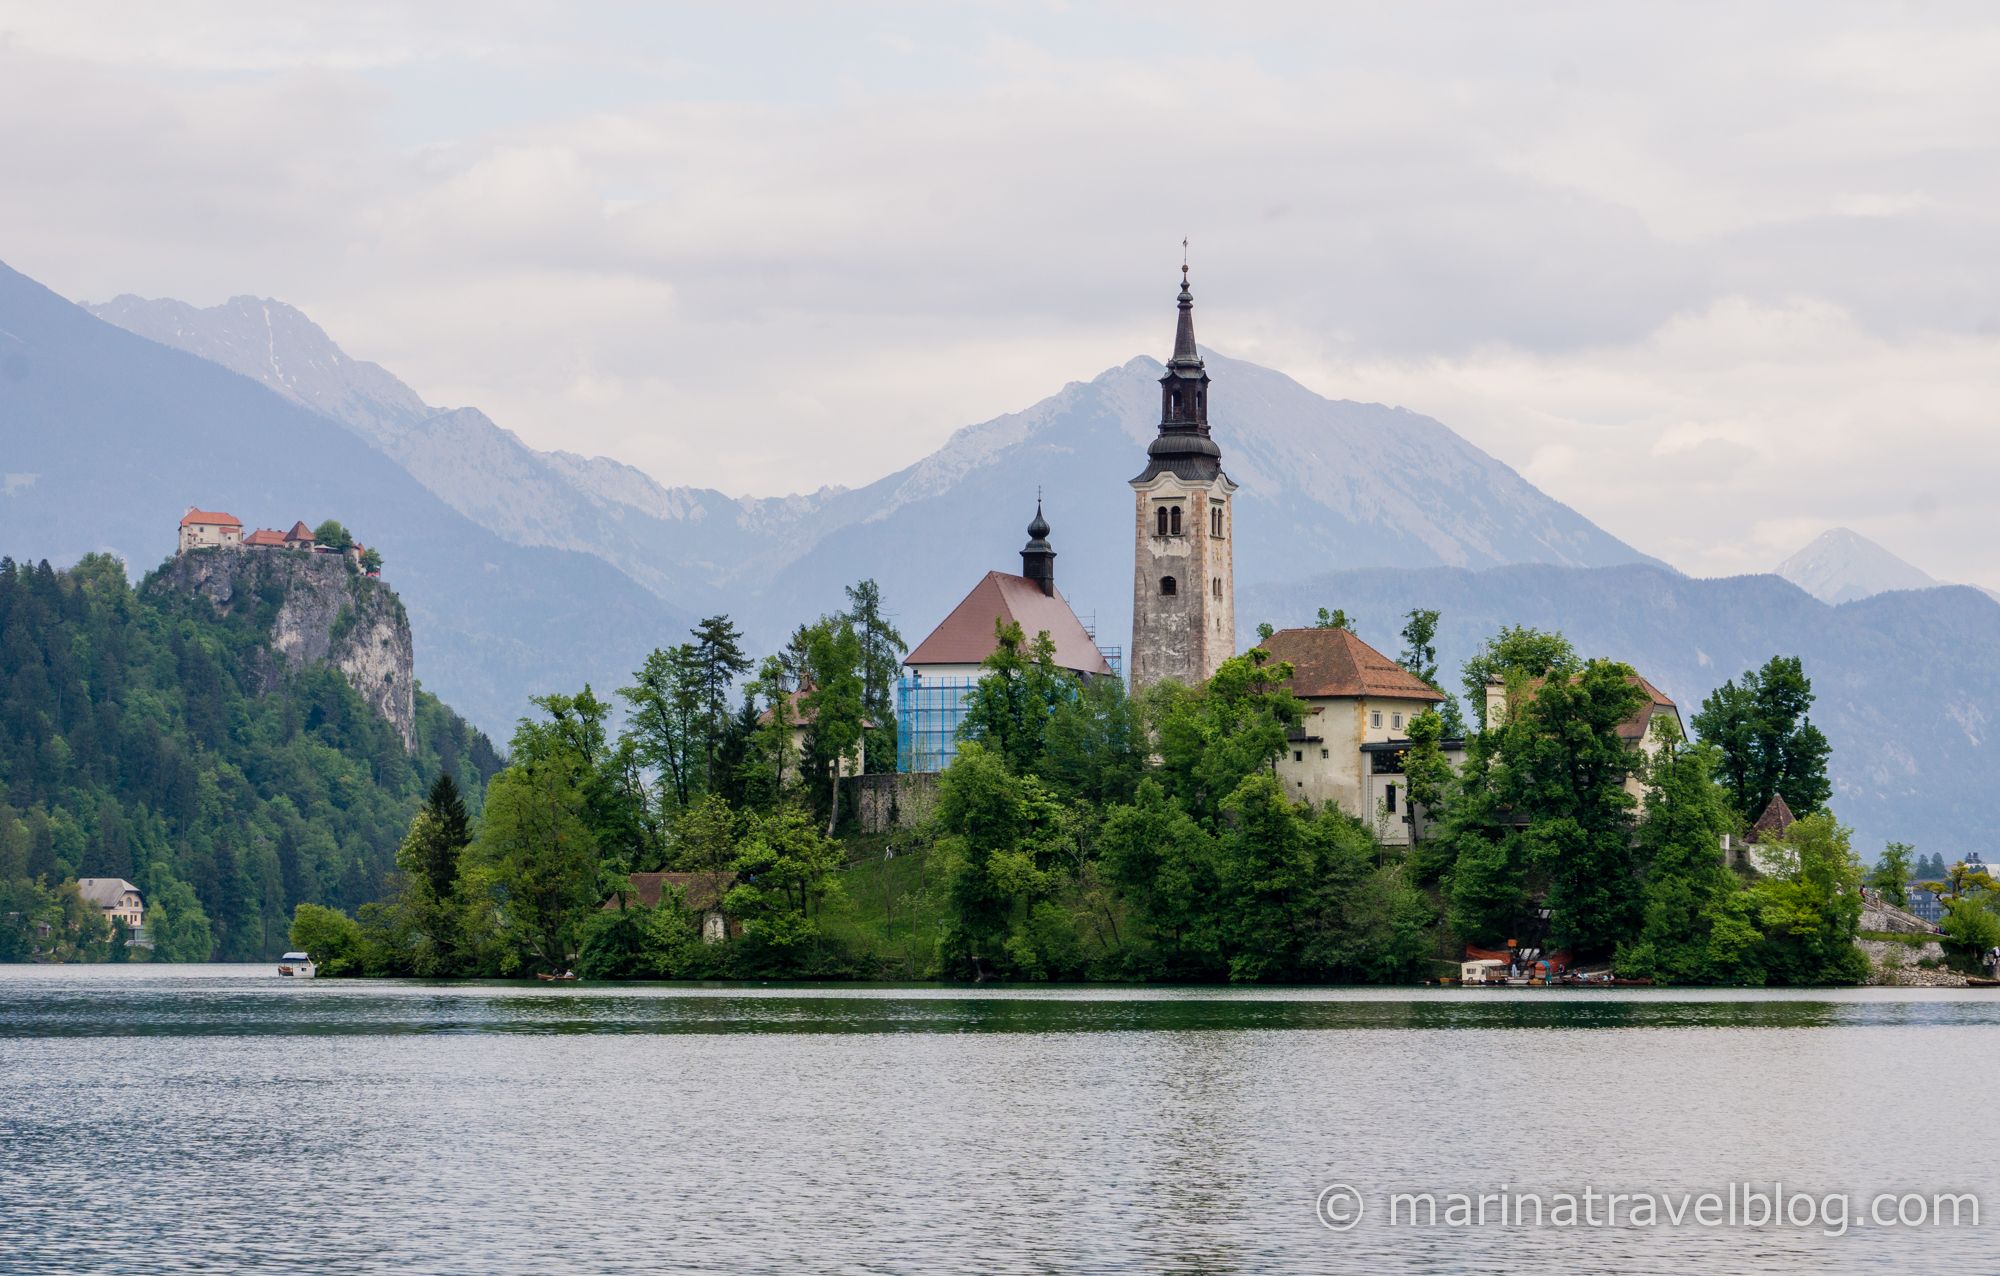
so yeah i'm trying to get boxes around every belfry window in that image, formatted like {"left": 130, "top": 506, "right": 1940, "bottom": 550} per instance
{"left": 1169, "top": 506, "right": 1182, "bottom": 536}
{"left": 1211, "top": 503, "right": 1225, "bottom": 537}
{"left": 1156, "top": 506, "right": 1169, "bottom": 537}
{"left": 1211, "top": 576, "right": 1222, "bottom": 599}
{"left": 1160, "top": 575, "right": 1177, "bottom": 596}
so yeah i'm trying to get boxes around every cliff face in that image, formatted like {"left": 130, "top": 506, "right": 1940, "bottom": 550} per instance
{"left": 152, "top": 549, "right": 416, "bottom": 750}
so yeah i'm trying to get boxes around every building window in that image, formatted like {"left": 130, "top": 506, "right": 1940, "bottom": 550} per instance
{"left": 1370, "top": 710, "right": 1382, "bottom": 728}
{"left": 1294, "top": 750, "right": 1303, "bottom": 762}
{"left": 1160, "top": 575, "right": 1177, "bottom": 596}
{"left": 1211, "top": 504, "right": 1224, "bottom": 537}
{"left": 1385, "top": 784, "right": 1398, "bottom": 813}
{"left": 1320, "top": 748, "right": 1329, "bottom": 759}
{"left": 1392, "top": 712, "right": 1403, "bottom": 729}
{"left": 1211, "top": 576, "right": 1222, "bottom": 599}
{"left": 1156, "top": 506, "right": 1169, "bottom": 537}
{"left": 1169, "top": 506, "right": 1182, "bottom": 536}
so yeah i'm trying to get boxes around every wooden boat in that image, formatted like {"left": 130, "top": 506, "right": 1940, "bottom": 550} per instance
{"left": 536, "top": 971, "right": 577, "bottom": 982}
{"left": 1965, "top": 977, "right": 2000, "bottom": 988}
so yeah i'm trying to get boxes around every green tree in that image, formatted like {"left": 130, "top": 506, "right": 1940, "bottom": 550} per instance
{"left": 1314, "top": 607, "right": 1353, "bottom": 630}
{"left": 1616, "top": 738, "right": 1739, "bottom": 983}
{"left": 1398, "top": 608, "right": 1466, "bottom": 737}
{"left": 689, "top": 615, "right": 754, "bottom": 779}
{"left": 1461, "top": 626, "right": 1578, "bottom": 729}
{"left": 1871, "top": 842, "right": 1913, "bottom": 908}
{"left": 724, "top": 806, "right": 848, "bottom": 973}
{"left": 934, "top": 743, "right": 1073, "bottom": 980}
{"left": 1940, "top": 894, "right": 2000, "bottom": 963}
{"left": 469, "top": 709, "right": 606, "bottom": 973}
{"left": 577, "top": 887, "right": 702, "bottom": 979}
{"left": 1150, "top": 649, "right": 1302, "bottom": 826}
{"left": 668, "top": 794, "right": 738, "bottom": 873}
{"left": 960, "top": 621, "right": 1076, "bottom": 774}
{"left": 1749, "top": 812, "right": 1869, "bottom": 985}
{"left": 1401, "top": 708, "right": 1458, "bottom": 884}
{"left": 842, "top": 579, "right": 906, "bottom": 773}
{"left": 145, "top": 878, "right": 215, "bottom": 963}
{"left": 288, "top": 902, "right": 364, "bottom": 976}
{"left": 619, "top": 644, "right": 706, "bottom": 809}
{"left": 1437, "top": 651, "right": 1649, "bottom": 957}
{"left": 1691, "top": 655, "right": 1833, "bottom": 820}
{"left": 358, "top": 547, "right": 383, "bottom": 575}
{"left": 312, "top": 520, "right": 354, "bottom": 552}
{"left": 1037, "top": 674, "right": 1143, "bottom": 807}
{"left": 394, "top": 774, "right": 473, "bottom": 975}
{"left": 801, "top": 617, "right": 867, "bottom": 833}
{"left": 1099, "top": 780, "right": 1221, "bottom": 977}
{"left": 1215, "top": 773, "right": 1323, "bottom": 982}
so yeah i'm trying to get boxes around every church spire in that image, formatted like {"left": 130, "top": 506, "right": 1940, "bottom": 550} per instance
{"left": 1020, "top": 494, "right": 1056, "bottom": 596}
{"left": 1171, "top": 262, "right": 1199, "bottom": 366}
{"left": 1134, "top": 254, "right": 1222, "bottom": 482}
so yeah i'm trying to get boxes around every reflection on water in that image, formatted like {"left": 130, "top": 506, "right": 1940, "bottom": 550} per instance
{"left": 1, "top": 966, "right": 1993, "bottom": 1274}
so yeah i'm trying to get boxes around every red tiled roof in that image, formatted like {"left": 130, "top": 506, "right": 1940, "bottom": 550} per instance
{"left": 605, "top": 871, "right": 737, "bottom": 912}
{"left": 904, "top": 571, "right": 1113, "bottom": 676}
{"left": 1511, "top": 672, "right": 1679, "bottom": 742}
{"left": 242, "top": 529, "right": 287, "bottom": 547}
{"left": 1257, "top": 627, "right": 1442, "bottom": 701}
{"left": 284, "top": 521, "right": 315, "bottom": 542}
{"left": 1748, "top": 793, "right": 1797, "bottom": 843}
{"left": 180, "top": 509, "right": 241, "bottom": 528}
{"left": 754, "top": 686, "right": 876, "bottom": 730}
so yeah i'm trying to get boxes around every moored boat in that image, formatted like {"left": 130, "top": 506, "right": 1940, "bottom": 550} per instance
{"left": 277, "top": 951, "right": 316, "bottom": 978}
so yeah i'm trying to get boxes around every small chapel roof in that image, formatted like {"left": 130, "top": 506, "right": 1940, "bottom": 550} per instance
{"left": 904, "top": 572, "right": 1113, "bottom": 677}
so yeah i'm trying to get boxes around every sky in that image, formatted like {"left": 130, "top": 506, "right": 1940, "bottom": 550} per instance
{"left": 2, "top": 1, "right": 1997, "bottom": 587}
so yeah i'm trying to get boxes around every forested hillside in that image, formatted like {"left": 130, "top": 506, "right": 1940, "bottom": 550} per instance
{"left": 0, "top": 554, "right": 500, "bottom": 961}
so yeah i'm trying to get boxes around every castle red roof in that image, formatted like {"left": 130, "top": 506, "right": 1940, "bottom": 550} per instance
{"left": 904, "top": 571, "right": 1113, "bottom": 676}
{"left": 242, "top": 529, "right": 287, "bottom": 547}
{"left": 179, "top": 509, "right": 241, "bottom": 528}
{"left": 1258, "top": 627, "right": 1442, "bottom": 701}
{"left": 284, "top": 521, "right": 315, "bottom": 543}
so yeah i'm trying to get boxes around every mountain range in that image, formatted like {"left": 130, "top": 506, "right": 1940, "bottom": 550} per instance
{"left": 84, "top": 291, "right": 1654, "bottom": 663}
{"left": 7, "top": 260, "right": 1998, "bottom": 854}
{"left": 0, "top": 262, "right": 689, "bottom": 735}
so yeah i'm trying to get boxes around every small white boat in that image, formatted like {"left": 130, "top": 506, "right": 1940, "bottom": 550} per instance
{"left": 277, "top": 951, "right": 317, "bottom": 978}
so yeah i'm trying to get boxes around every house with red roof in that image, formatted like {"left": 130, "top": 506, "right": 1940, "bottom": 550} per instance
{"left": 896, "top": 500, "right": 1115, "bottom": 773}
{"left": 757, "top": 685, "right": 875, "bottom": 784}
{"left": 1259, "top": 626, "right": 1467, "bottom": 842}
{"left": 1484, "top": 670, "right": 1683, "bottom": 807}
{"left": 176, "top": 508, "right": 242, "bottom": 552}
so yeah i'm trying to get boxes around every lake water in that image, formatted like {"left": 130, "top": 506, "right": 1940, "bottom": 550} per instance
{"left": 2, "top": 966, "right": 1995, "bottom": 1274}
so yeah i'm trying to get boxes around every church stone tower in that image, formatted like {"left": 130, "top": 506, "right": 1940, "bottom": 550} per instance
{"left": 1129, "top": 265, "right": 1236, "bottom": 691}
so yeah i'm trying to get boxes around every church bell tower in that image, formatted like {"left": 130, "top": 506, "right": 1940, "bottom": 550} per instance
{"left": 1129, "top": 263, "right": 1236, "bottom": 691}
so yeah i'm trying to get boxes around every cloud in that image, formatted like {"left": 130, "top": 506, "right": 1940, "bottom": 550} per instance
{"left": 0, "top": 1, "right": 1997, "bottom": 591}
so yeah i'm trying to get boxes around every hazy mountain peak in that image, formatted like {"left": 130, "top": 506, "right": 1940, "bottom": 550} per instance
{"left": 1775, "top": 527, "right": 1939, "bottom": 605}
{"left": 87, "top": 293, "right": 432, "bottom": 443}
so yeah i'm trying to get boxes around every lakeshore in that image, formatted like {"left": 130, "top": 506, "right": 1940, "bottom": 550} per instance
{"left": 4, "top": 965, "right": 1996, "bottom": 1273}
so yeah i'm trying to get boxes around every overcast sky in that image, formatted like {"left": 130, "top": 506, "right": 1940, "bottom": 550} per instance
{"left": 2, "top": 2, "right": 1996, "bottom": 587}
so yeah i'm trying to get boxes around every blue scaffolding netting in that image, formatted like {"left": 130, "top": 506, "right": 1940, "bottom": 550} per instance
{"left": 895, "top": 674, "right": 980, "bottom": 774}
{"left": 894, "top": 647, "right": 1120, "bottom": 775}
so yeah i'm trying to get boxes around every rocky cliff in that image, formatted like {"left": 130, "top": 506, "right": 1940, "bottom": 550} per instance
{"left": 151, "top": 548, "right": 416, "bottom": 750}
